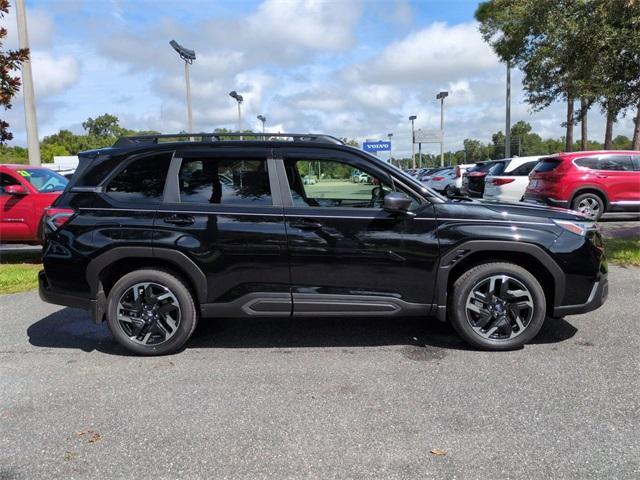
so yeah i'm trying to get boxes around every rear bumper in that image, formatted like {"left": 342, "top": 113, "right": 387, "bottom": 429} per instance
{"left": 39, "top": 271, "right": 105, "bottom": 323}
{"left": 552, "top": 274, "right": 608, "bottom": 317}
{"left": 523, "top": 194, "right": 569, "bottom": 208}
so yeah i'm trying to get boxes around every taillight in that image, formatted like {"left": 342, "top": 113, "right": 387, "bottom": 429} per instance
{"left": 432, "top": 176, "right": 444, "bottom": 181}
{"left": 43, "top": 207, "right": 75, "bottom": 231}
{"left": 491, "top": 178, "right": 515, "bottom": 186}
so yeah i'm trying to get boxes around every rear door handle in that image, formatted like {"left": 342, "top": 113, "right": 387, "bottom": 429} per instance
{"left": 163, "top": 214, "right": 195, "bottom": 226}
{"left": 290, "top": 218, "right": 323, "bottom": 230}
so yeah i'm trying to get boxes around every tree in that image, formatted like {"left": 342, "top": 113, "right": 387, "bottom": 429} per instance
{"left": 82, "top": 113, "right": 127, "bottom": 137}
{"left": 40, "top": 143, "right": 70, "bottom": 163}
{"left": 0, "top": 0, "right": 29, "bottom": 144}
{"left": 463, "top": 138, "right": 488, "bottom": 161}
{"left": 475, "top": 0, "right": 581, "bottom": 148}
{"left": 476, "top": 1, "right": 640, "bottom": 150}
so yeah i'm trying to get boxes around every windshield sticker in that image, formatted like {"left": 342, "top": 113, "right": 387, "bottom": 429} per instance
{"left": 17, "top": 170, "right": 31, "bottom": 177}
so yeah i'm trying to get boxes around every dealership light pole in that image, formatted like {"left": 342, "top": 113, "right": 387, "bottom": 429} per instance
{"left": 15, "top": 0, "right": 40, "bottom": 166}
{"left": 257, "top": 115, "right": 266, "bottom": 133}
{"left": 229, "top": 91, "right": 243, "bottom": 138}
{"left": 387, "top": 132, "right": 393, "bottom": 163}
{"left": 170, "top": 40, "right": 195, "bottom": 133}
{"left": 409, "top": 115, "right": 417, "bottom": 169}
{"left": 436, "top": 91, "right": 448, "bottom": 167}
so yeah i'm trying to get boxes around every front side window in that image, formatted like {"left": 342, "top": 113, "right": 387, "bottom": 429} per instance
{"left": 106, "top": 152, "right": 172, "bottom": 203}
{"left": 285, "top": 159, "right": 416, "bottom": 209}
{"left": 0, "top": 173, "right": 20, "bottom": 194}
{"left": 179, "top": 158, "right": 272, "bottom": 205}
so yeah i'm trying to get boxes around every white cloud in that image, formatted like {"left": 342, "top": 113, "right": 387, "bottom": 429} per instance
{"left": 345, "top": 22, "right": 500, "bottom": 85}
{"left": 3, "top": 7, "right": 55, "bottom": 49}
{"left": 31, "top": 52, "right": 80, "bottom": 96}
{"left": 245, "top": 0, "right": 361, "bottom": 51}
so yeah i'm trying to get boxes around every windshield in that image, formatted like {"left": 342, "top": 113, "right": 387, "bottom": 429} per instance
{"left": 17, "top": 168, "right": 68, "bottom": 192}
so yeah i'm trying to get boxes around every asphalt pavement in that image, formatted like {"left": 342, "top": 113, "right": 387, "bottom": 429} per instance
{"left": 1, "top": 266, "right": 639, "bottom": 479}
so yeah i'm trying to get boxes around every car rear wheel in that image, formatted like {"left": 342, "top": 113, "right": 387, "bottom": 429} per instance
{"left": 449, "top": 262, "right": 546, "bottom": 350}
{"left": 572, "top": 193, "right": 604, "bottom": 220}
{"left": 444, "top": 185, "right": 455, "bottom": 197}
{"left": 106, "top": 269, "right": 198, "bottom": 356}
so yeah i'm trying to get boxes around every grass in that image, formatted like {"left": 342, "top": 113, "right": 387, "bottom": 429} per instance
{"left": 0, "top": 250, "right": 42, "bottom": 295}
{"left": 605, "top": 238, "right": 640, "bottom": 267}
{"left": 0, "top": 237, "right": 638, "bottom": 296}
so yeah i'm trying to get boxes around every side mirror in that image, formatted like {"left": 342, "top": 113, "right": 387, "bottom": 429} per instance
{"left": 383, "top": 192, "right": 412, "bottom": 214}
{"left": 4, "top": 184, "right": 28, "bottom": 196}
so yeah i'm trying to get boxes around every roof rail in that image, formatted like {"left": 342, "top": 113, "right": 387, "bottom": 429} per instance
{"left": 113, "top": 132, "right": 345, "bottom": 148}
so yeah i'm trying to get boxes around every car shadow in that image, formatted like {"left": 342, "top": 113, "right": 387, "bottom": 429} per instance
{"left": 27, "top": 308, "right": 578, "bottom": 355}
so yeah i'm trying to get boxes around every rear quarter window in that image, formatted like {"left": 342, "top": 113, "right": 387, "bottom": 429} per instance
{"left": 533, "top": 158, "right": 561, "bottom": 172}
{"left": 488, "top": 160, "right": 509, "bottom": 176}
{"left": 105, "top": 152, "right": 172, "bottom": 203}
{"left": 509, "top": 161, "right": 538, "bottom": 176}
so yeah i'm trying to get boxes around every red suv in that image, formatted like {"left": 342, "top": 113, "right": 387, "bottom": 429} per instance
{"left": 524, "top": 151, "right": 640, "bottom": 220}
{"left": 0, "top": 165, "right": 68, "bottom": 244}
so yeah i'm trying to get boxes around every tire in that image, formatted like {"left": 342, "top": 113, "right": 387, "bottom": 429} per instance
{"left": 106, "top": 269, "right": 198, "bottom": 356}
{"left": 449, "top": 262, "right": 546, "bottom": 351}
{"left": 444, "top": 185, "right": 455, "bottom": 198}
{"left": 571, "top": 192, "right": 604, "bottom": 220}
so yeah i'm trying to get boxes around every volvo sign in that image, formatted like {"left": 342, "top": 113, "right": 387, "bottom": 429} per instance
{"left": 362, "top": 141, "right": 391, "bottom": 153}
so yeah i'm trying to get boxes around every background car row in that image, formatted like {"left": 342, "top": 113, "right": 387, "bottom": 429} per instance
{"left": 407, "top": 150, "right": 640, "bottom": 220}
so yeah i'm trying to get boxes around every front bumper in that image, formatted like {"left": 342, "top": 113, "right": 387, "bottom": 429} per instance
{"left": 552, "top": 273, "right": 608, "bottom": 317}
{"left": 39, "top": 271, "right": 105, "bottom": 323}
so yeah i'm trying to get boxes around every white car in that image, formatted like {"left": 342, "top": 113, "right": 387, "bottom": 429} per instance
{"left": 423, "top": 168, "right": 457, "bottom": 194}
{"left": 483, "top": 156, "right": 542, "bottom": 202}
{"left": 453, "top": 163, "right": 475, "bottom": 193}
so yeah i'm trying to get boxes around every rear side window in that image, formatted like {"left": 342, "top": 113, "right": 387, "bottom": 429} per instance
{"left": 509, "top": 161, "right": 538, "bottom": 176}
{"left": 533, "top": 158, "right": 561, "bottom": 172}
{"left": 179, "top": 158, "right": 272, "bottom": 205}
{"left": 106, "top": 153, "right": 172, "bottom": 203}
{"left": 598, "top": 155, "right": 634, "bottom": 171}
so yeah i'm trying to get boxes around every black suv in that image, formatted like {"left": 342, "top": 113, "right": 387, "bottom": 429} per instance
{"left": 39, "top": 133, "right": 608, "bottom": 355}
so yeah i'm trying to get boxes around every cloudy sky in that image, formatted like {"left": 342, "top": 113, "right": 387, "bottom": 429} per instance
{"left": 3, "top": 0, "right": 636, "bottom": 157}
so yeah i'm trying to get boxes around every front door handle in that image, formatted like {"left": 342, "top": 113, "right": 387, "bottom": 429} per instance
{"left": 290, "top": 218, "right": 323, "bottom": 230}
{"left": 163, "top": 214, "right": 195, "bottom": 226}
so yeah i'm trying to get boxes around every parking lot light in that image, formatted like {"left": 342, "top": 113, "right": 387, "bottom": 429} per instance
{"left": 257, "top": 115, "right": 266, "bottom": 134}
{"left": 229, "top": 91, "right": 244, "bottom": 137}
{"left": 169, "top": 40, "right": 196, "bottom": 133}
{"left": 436, "top": 91, "right": 448, "bottom": 167}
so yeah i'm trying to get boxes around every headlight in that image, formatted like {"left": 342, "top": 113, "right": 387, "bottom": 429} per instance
{"left": 552, "top": 219, "right": 597, "bottom": 236}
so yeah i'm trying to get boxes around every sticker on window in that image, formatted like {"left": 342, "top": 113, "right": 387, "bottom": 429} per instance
{"left": 17, "top": 170, "right": 31, "bottom": 177}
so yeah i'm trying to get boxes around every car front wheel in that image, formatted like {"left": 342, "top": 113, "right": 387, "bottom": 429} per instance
{"left": 449, "top": 262, "right": 546, "bottom": 350}
{"left": 106, "top": 269, "right": 198, "bottom": 356}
